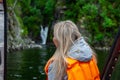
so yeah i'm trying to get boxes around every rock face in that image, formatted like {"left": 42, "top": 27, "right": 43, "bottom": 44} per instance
{"left": 7, "top": 8, "right": 42, "bottom": 53}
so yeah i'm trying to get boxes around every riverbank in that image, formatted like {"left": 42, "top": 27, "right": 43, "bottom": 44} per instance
{"left": 7, "top": 9, "right": 42, "bottom": 53}
{"left": 7, "top": 38, "right": 42, "bottom": 53}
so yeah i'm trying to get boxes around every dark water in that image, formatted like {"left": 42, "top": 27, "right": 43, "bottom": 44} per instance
{"left": 7, "top": 45, "right": 55, "bottom": 80}
{"left": 7, "top": 45, "right": 120, "bottom": 80}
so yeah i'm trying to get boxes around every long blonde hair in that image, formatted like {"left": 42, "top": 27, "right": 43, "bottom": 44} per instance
{"left": 49, "top": 20, "right": 81, "bottom": 80}
{"left": 50, "top": 20, "right": 96, "bottom": 80}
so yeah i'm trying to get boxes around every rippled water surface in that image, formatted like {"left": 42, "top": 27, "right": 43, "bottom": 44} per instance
{"left": 7, "top": 45, "right": 120, "bottom": 80}
{"left": 7, "top": 45, "right": 55, "bottom": 80}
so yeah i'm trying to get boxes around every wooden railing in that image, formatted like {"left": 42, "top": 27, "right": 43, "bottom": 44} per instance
{"left": 101, "top": 27, "right": 120, "bottom": 80}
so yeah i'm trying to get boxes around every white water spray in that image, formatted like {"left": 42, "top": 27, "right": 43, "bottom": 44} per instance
{"left": 40, "top": 26, "right": 48, "bottom": 44}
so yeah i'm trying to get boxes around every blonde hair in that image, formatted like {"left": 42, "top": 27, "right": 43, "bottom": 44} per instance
{"left": 49, "top": 20, "right": 96, "bottom": 80}
{"left": 49, "top": 20, "right": 81, "bottom": 80}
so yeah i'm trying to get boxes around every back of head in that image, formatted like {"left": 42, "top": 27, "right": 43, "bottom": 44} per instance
{"left": 54, "top": 20, "right": 81, "bottom": 54}
{"left": 51, "top": 20, "right": 81, "bottom": 80}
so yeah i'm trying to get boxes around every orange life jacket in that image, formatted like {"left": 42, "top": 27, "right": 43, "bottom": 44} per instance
{"left": 44, "top": 57, "right": 100, "bottom": 80}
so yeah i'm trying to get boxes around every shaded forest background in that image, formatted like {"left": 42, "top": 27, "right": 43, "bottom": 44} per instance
{"left": 7, "top": 0, "right": 120, "bottom": 52}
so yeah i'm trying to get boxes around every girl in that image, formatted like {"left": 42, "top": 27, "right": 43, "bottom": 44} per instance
{"left": 44, "top": 20, "right": 100, "bottom": 80}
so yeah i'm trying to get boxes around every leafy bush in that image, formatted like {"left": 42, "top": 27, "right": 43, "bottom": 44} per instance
{"left": 64, "top": 0, "right": 120, "bottom": 46}
{"left": 7, "top": 0, "right": 120, "bottom": 46}
{"left": 19, "top": 0, "right": 56, "bottom": 40}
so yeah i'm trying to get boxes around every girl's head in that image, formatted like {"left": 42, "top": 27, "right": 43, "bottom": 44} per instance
{"left": 53, "top": 20, "right": 81, "bottom": 51}
{"left": 51, "top": 20, "right": 81, "bottom": 80}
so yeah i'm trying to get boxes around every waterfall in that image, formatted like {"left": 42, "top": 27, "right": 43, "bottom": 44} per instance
{"left": 40, "top": 26, "right": 48, "bottom": 44}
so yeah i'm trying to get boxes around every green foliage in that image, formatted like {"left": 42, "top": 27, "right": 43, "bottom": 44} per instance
{"left": 44, "top": 0, "right": 56, "bottom": 25}
{"left": 7, "top": 0, "right": 14, "bottom": 7}
{"left": 8, "top": 0, "right": 120, "bottom": 46}
{"left": 7, "top": 0, "right": 28, "bottom": 38}
{"left": 19, "top": 0, "right": 56, "bottom": 40}
{"left": 64, "top": 0, "right": 120, "bottom": 46}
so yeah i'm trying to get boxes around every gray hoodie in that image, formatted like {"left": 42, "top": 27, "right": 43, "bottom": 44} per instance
{"left": 68, "top": 37, "right": 93, "bottom": 62}
{"left": 48, "top": 37, "right": 93, "bottom": 80}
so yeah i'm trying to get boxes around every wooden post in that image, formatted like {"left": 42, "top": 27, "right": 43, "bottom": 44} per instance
{"left": 0, "top": 1, "right": 4, "bottom": 80}
{"left": 101, "top": 27, "right": 120, "bottom": 80}
{"left": 0, "top": 44, "right": 4, "bottom": 80}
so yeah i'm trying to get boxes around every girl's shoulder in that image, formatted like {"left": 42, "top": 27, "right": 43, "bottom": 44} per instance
{"left": 44, "top": 58, "right": 54, "bottom": 75}
{"left": 66, "top": 56, "right": 97, "bottom": 68}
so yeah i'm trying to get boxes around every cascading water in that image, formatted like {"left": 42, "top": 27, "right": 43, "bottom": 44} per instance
{"left": 40, "top": 26, "right": 48, "bottom": 44}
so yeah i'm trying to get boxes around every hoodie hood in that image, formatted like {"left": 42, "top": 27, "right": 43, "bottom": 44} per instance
{"left": 47, "top": 37, "right": 93, "bottom": 80}
{"left": 68, "top": 37, "right": 93, "bottom": 62}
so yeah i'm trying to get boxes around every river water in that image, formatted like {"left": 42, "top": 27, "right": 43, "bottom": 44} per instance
{"left": 7, "top": 45, "right": 120, "bottom": 80}
{"left": 7, "top": 45, "right": 55, "bottom": 80}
